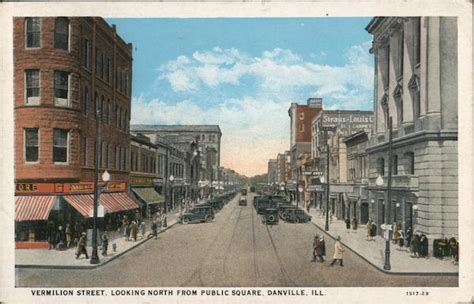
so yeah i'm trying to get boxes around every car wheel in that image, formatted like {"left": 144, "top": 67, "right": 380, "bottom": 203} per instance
{"left": 268, "top": 215, "right": 275, "bottom": 222}
{"left": 182, "top": 217, "right": 189, "bottom": 224}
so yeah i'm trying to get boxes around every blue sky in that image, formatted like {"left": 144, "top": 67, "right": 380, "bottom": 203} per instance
{"left": 107, "top": 18, "right": 374, "bottom": 176}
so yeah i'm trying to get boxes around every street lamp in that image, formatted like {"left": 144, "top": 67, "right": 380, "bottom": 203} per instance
{"left": 169, "top": 175, "right": 175, "bottom": 211}
{"left": 320, "top": 175, "right": 329, "bottom": 231}
{"left": 377, "top": 116, "right": 393, "bottom": 271}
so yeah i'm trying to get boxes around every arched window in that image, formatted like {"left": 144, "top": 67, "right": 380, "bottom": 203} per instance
{"left": 54, "top": 17, "right": 69, "bottom": 50}
{"left": 25, "top": 18, "right": 41, "bottom": 48}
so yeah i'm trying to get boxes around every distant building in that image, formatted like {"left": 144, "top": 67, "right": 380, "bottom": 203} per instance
{"left": 343, "top": 131, "right": 371, "bottom": 224}
{"left": 288, "top": 98, "right": 323, "bottom": 195}
{"left": 366, "top": 17, "right": 458, "bottom": 241}
{"left": 131, "top": 125, "right": 222, "bottom": 199}
{"left": 311, "top": 109, "right": 374, "bottom": 220}
{"left": 267, "top": 159, "right": 277, "bottom": 187}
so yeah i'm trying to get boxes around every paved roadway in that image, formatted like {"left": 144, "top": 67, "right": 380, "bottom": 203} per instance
{"left": 16, "top": 194, "right": 457, "bottom": 287}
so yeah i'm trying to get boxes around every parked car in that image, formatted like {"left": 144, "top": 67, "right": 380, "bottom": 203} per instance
{"left": 180, "top": 206, "right": 215, "bottom": 224}
{"left": 285, "top": 208, "right": 312, "bottom": 223}
{"left": 239, "top": 197, "right": 247, "bottom": 206}
{"left": 261, "top": 208, "right": 279, "bottom": 225}
{"left": 278, "top": 204, "right": 294, "bottom": 220}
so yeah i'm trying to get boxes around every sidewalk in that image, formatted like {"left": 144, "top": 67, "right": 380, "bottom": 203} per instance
{"left": 15, "top": 211, "right": 180, "bottom": 269}
{"left": 304, "top": 205, "right": 458, "bottom": 275}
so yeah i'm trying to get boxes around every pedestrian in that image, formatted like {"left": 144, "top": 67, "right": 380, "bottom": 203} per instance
{"left": 329, "top": 210, "right": 333, "bottom": 223}
{"left": 392, "top": 223, "right": 400, "bottom": 245}
{"left": 370, "top": 221, "right": 377, "bottom": 240}
{"left": 398, "top": 228, "right": 405, "bottom": 250}
{"left": 140, "top": 221, "right": 146, "bottom": 239}
{"left": 73, "top": 222, "right": 81, "bottom": 247}
{"left": 448, "top": 237, "right": 458, "bottom": 264}
{"left": 345, "top": 218, "right": 351, "bottom": 230}
{"left": 405, "top": 227, "right": 412, "bottom": 247}
{"left": 410, "top": 233, "right": 421, "bottom": 258}
{"left": 161, "top": 213, "right": 167, "bottom": 228}
{"left": 149, "top": 220, "right": 158, "bottom": 239}
{"left": 76, "top": 232, "right": 89, "bottom": 259}
{"left": 101, "top": 233, "right": 109, "bottom": 256}
{"left": 122, "top": 216, "right": 129, "bottom": 238}
{"left": 330, "top": 236, "right": 344, "bottom": 267}
{"left": 47, "top": 221, "right": 55, "bottom": 250}
{"left": 420, "top": 234, "right": 429, "bottom": 258}
{"left": 65, "top": 224, "right": 73, "bottom": 248}
{"left": 56, "top": 226, "right": 66, "bottom": 250}
{"left": 312, "top": 235, "right": 319, "bottom": 262}
{"left": 314, "top": 235, "right": 325, "bottom": 263}
{"left": 130, "top": 221, "right": 138, "bottom": 242}
{"left": 351, "top": 217, "right": 358, "bottom": 230}
{"left": 366, "top": 220, "right": 373, "bottom": 241}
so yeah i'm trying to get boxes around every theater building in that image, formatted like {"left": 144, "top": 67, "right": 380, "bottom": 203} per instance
{"left": 14, "top": 17, "right": 136, "bottom": 248}
{"left": 365, "top": 17, "right": 458, "bottom": 243}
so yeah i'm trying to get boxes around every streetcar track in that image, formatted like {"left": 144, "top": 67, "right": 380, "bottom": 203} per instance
{"left": 179, "top": 195, "right": 239, "bottom": 287}
{"left": 250, "top": 203, "right": 261, "bottom": 286}
{"left": 222, "top": 207, "right": 243, "bottom": 286}
{"left": 265, "top": 224, "right": 298, "bottom": 286}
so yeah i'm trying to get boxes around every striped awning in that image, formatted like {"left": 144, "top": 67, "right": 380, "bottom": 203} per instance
{"left": 15, "top": 196, "right": 56, "bottom": 221}
{"left": 100, "top": 192, "right": 140, "bottom": 213}
{"left": 63, "top": 194, "right": 94, "bottom": 217}
{"left": 64, "top": 193, "right": 139, "bottom": 217}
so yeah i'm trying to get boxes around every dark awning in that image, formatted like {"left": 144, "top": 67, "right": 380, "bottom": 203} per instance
{"left": 132, "top": 187, "right": 165, "bottom": 205}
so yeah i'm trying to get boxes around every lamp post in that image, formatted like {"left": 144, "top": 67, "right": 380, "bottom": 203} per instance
{"left": 169, "top": 175, "right": 175, "bottom": 212}
{"left": 90, "top": 104, "right": 101, "bottom": 265}
{"left": 377, "top": 116, "right": 393, "bottom": 271}
{"left": 320, "top": 175, "right": 329, "bottom": 231}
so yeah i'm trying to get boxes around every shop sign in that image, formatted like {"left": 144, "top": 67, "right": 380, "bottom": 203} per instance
{"left": 106, "top": 182, "right": 126, "bottom": 192}
{"left": 15, "top": 183, "right": 55, "bottom": 194}
{"left": 130, "top": 176, "right": 154, "bottom": 186}
{"left": 62, "top": 182, "right": 94, "bottom": 193}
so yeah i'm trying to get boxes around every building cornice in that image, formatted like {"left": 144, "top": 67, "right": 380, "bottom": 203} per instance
{"left": 367, "top": 130, "right": 458, "bottom": 153}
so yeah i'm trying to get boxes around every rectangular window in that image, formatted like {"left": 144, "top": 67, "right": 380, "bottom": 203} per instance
{"left": 392, "top": 155, "right": 398, "bottom": 175}
{"left": 25, "top": 70, "right": 40, "bottom": 105}
{"left": 53, "top": 129, "right": 68, "bottom": 163}
{"left": 82, "top": 136, "right": 87, "bottom": 166}
{"left": 25, "top": 18, "right": 41, "bottom": 48}
{"left": 407, "top": 152, "right": 415, "bottom": 175}
{"left": 379, "top": 158, "right": 385, "bottom": 176}
{"left": 25, "top": 128, "right": 39, "bottom": 162}
{"left": 82, "top": 38, "right": 91, "bottom": 69}
{"left": 300, "top": 123, "right": 305, "bottom": 132}
{"left": 54, "top": 71, "right": 70, "bottom": 107}
{"left": 54, "top": 18, "right": 69, "bottom": 51}
{"left": 83, "top": 87, "right": 89, "bottom": 114}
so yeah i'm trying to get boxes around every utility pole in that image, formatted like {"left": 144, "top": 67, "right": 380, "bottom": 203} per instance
{"left": 384, "top": 116, "right": 393, "bottom": 270}
{"left": 325, "top": 129, "right": 330, "bottom": 232}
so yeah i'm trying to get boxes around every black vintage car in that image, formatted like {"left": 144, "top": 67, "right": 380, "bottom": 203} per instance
{"left": 180, "top": 206, "right": 214, "bottom": 224}
{"left": 278, "top": 204, "right": 294, "bottom": 220}
{"left": 254, "top": 195, "right": 285, "bottom": 214}
{"left": 285, "top": 208, "right": 312, "bottom": 223}
{"left": 261, "top": 208, "right": 279, "bottom": 225}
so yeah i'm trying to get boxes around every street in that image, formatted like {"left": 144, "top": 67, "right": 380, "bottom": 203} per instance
{"left": 16, "top": 194, "right": 457, "bottom": 287}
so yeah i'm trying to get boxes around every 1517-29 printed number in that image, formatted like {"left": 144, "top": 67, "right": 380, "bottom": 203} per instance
{"left": 406, "top": 291, "right": 429, "bottom": 296}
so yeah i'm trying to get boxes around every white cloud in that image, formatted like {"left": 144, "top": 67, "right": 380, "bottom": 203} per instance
{"left": 142, "top": 41, "right": 374, "bottom": 175}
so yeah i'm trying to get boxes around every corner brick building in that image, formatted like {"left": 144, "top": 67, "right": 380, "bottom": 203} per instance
{"left": 14, "top": 17, "right": 136, "bottom": 247}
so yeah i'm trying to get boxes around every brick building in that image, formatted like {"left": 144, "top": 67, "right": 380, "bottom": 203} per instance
{"left": 14, "top": 17, "right": 135, "bottom": 248}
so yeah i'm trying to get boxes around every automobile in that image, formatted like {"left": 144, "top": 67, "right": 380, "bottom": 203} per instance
{"left": 180, "top": 206, "right": 215, "bottom": 224}
{"left": 284, "top": 208, "right": 312, "bottom": 223}
{"left": 278, "top": 204, "right": 294, "bottom": 220}
{"left": 239, "top": 197, "right": 247, "bottom": 206}
{"left": 261, "top": 208, "right": 279, "bottom": 225}
{"left": 254, "top": 195, "right": 286, "bottom": 214}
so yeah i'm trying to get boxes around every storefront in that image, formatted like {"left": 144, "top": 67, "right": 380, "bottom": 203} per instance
{"left": 130, "top": 176, "right": 165, "bottom": 218}
{"left": 15, "top": 181, "right": 139, "bottom": 249}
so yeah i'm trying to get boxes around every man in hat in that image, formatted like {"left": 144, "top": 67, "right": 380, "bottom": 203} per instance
{"left": 76, "top": 232, "right": 89, "bottom": 259}
{"left": 330, "top": 236, "right": 345, "bottom": 267}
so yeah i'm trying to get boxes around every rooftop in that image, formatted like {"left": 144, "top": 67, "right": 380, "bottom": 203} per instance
{"left": 131, "top": 124, "right": 222, "bottom": 134}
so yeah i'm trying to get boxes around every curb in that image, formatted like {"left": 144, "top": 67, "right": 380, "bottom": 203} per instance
{"left": 310, "top": 221, "right": 458, "bottom": 277}
{"left": 15, "top": 221, "right": 178, "bottom": 270}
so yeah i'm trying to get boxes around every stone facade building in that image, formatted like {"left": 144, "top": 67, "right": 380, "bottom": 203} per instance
{"left": 365, "top": 17, "right": 458, "bottom": 241}
{"left": 267, "top": 159, "right": 277, "bottom": 188}
{"left": 14, "top": 17, "right": 135, "bottom": 247}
